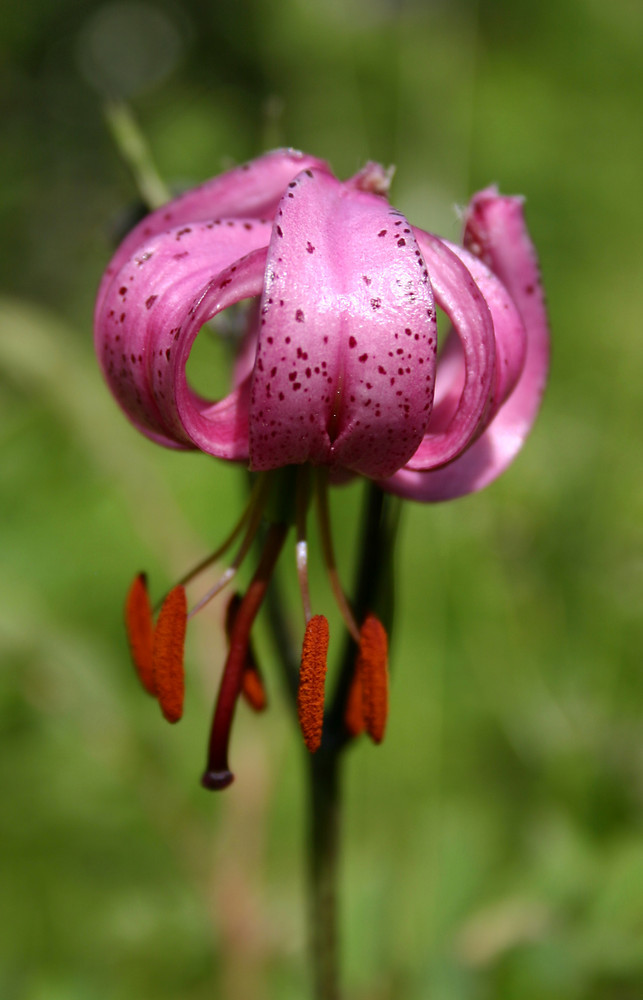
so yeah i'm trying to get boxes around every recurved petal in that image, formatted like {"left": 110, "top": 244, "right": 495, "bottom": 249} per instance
{"left": 403, "top": 231, "right": 496, "bottom": 471}
{"left": 383, "top": 191, "right": 549, "bottom": 501}
{"left": 249, "top": 168, "right": 437, "bottom": 478}
{"left": 444, "top": 241, "right": 527, "bottom": 421}
{"left": 427, "top": 243, "right": 527, "bottom": 436}
{"left": 95, "top": 149, "right": 330, "bottom": 318}
{"left": 96, "top": 216, "right": 270, "bottom": 456}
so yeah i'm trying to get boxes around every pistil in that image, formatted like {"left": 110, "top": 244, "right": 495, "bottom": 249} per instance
{"left": 202, "top": 520, "right": 288, "bottom": 790}
{"left": 225, "top": 593, "right": 268, "bottom": 712}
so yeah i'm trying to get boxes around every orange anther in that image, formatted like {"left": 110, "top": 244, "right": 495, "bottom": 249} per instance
{"left": 357, "top": 614, "right": 388, "bottom": 744}
{"left": 241, "top": 664, "right": 267, "bottom": 712}
{"left": 152, "top": 585, "right": 187, "bottom": 723}
{"left": 124, "top": 573, "right": 156, "bottom": 696}
{"left": 344, "top": 669, "right": 366, "bottom": 738}
{"left": 297, "top": 615, "right": 329, "bottom": 753}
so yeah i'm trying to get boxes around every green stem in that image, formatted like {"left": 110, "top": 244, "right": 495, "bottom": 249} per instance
{"left": 309, "top": 747, "right": 341, "bottom": 1000}
{"left": 261, "top": 477, "right": 400, "bottom": 999}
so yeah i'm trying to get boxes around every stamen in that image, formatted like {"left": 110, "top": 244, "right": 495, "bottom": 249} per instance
{"left": 187, "top": 476, "right": 270, "bottom": 620}
{"left": 187, "top": 567, "right": 236, "bottom": 619}
{"left": 175, "top": 474, "right": 269, "bottom": 591}
{"left": 225, "top": 593, "right": 267, "bottom": 712}
{"left": 296, "top": 467, "right": 312, "bottom": 622}
{"left": 124, "top": 573, "right": 156, "bottom": 696}
{"left": 297, "top": 615, "right": 329, "bottom": 753}
{"left": 344, "top": 670, "right": 366, "bottom": 738}
{"left": 152, "top": 586, "right": 187, "bottom": 723}
{"left": 241, "top": 665, "right": 267, "bottom": 712}
{"left": 315, "top": 469, "right": 360, "bottom": 643}
{"left": 356, "top": 613, "right": 389, "bottom": 744}
{"left": 202, "top": 521, "right": 287, "bottom": 791}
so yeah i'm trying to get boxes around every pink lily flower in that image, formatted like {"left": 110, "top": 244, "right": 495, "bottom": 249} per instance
{"left": 95, "top": 149, "right": 548, "bottom": 787}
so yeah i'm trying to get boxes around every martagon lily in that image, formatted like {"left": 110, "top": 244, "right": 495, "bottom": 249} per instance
{"left": 95, "top": 148, "right": 549, "bottom": 789}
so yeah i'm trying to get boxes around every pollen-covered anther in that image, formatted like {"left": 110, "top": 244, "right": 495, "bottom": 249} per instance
{"left": 297, "top": 614, "right": 329, "bottom": 753}
{"left": 357, "top": 613, "right": 389, "bottom": 744}
{"left": 152, "top": 585, "right": 187, "bottom": 723}
{"left": 241, "top": 664, "right": 267, "bottom": 712}
{"left": 124, "top": 573, "right": 156, "bottom": 696}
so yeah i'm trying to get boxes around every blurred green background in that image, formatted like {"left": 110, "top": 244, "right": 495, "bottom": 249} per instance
{"left": 2, "top": 0, "right": 643, "bottom": 997}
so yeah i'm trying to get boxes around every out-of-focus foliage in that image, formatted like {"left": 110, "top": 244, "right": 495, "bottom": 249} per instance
{"left": 1, "top": 1, "right": 642, "bottom": 997}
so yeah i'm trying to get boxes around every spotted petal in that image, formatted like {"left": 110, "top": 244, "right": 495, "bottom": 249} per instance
{"left": 385, "top": 190, "right": 549, "bottom": 501}
{"left": 95, "top": 149, "right": 329, "bottom": 320}
{"left": 423, "top": 241, "right": 527, "bottom": 436}
{"left": 248, "top": 168, "right": 437, "bottom": 478}
{"left": 403, "top": 231, "right": 496, "bottom": 470}
{"left": 96, "top": 217, "right": 271, "bottom": 456}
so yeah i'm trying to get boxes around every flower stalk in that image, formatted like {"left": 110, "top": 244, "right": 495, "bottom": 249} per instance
{"left": 309, "top": 746, "right": 341, "bottom": 1000}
